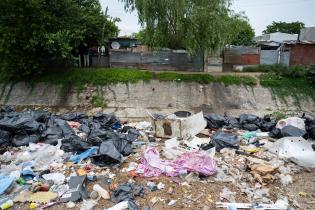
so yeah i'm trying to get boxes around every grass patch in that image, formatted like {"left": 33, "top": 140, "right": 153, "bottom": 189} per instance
{"left": 155, "top": 72, "right": 216, "bottom": 84}
{"left": 260, "top": 72, "right": 315, "bottom": 106}
{"left": 270, "top": 109, "right": 300, "bottom": 121}
{"left": 216, "top": 75, "right": 257, "bottom": 86}
{"left": 0, "top": 68, "right": 154, "bottom": 89}
{"left": 91, "top": 94, "right": 107, "bottom": 108}
{"left": 0, "top": 67, "right": 257, "bottom": 87}
{"left": 155, "top": 72, "right": 257, "bottom": 86}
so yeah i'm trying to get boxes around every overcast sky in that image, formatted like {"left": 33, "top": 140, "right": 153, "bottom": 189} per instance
{"left": 100, "top": 0, "right": 315, "bottom": 36}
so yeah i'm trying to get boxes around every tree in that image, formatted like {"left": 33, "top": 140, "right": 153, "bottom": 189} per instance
{"left": 120, "top": 0, "right": 235, "bottom": 56}
{"left": 0, "top": 0, "right": 119, "bottom": 78}
{"left": 263, "top": 21, "right": 305, "bottom": 34}
{"left": 230, "top": 16, "right": 255, "bottom": 46}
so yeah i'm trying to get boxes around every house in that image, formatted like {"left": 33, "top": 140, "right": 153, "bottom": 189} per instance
{"left": 254, "top": 32, "right": 298, "bottom": 49}
{"left": 284, "top": 27, "right": 315, "bottom": 66}
{"left": 223, "top": 46, "right": 260, "bottom": 71}
{"left": 253, "top": 32, "right": 298, "bottom": 66}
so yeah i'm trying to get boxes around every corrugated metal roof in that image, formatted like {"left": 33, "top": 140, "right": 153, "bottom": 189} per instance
{"left": 299, "top": 27, "right": 315, "bottom": 44}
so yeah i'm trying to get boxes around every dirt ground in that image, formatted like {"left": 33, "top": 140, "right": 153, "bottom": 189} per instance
{"left": 13, "top": 146, "right": 315, "bottom": 210}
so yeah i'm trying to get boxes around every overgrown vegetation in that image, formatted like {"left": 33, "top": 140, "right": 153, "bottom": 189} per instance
{"left": 0, "top": 68, "right": 257, "bottom": 87}
{"left": 243, "top": 64, "right": 307, "bottom": 78}
{"left": 0, "top": 0, "right": 119, "bottom": 78}
{"left": 91, "top": 95, "right": 107, "bottom": 108}
{"left": 270, "top": 109, "right": 300, "bottom": 121}
{"left": 244, "top": 64, "right": 315, "bottom": 105}
{"left": 260, "top": 72, "right": 315, "bottom": 106}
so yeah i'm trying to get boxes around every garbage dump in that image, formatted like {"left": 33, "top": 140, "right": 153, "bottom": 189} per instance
{"left": 0, "top": 107, "right": 314, "bottom": 209}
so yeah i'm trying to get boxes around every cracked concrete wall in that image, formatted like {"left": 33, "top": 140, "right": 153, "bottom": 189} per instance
{"left": 0, "top": 81, "right": 313, "bottom": 119}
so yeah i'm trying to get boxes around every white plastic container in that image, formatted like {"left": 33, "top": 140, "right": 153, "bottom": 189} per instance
{"left": 92, "top": 184, "right": 110, "bottom": 200}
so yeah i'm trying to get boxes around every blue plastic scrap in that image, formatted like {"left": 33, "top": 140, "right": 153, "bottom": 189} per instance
{"left": 0, "top": 175, "right": 15, "bottom": 195}
{"left": 69, "top": 147, "right": 98, "bottom": 163}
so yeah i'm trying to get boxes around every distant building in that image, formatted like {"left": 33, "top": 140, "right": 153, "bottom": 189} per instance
{"left": 254, "top": 32, "right": 298, "bottom": 49}
{"left": 284, "top": 27, "right": 315, "bottom": 66}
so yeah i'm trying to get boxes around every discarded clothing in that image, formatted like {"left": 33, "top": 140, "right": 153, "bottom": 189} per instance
{"left": 138, "top": 147, "right": 217, "bottom": 177}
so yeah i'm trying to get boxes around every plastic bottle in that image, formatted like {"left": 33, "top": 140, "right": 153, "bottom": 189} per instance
{"left": 1, "top": 200, "right": 13, "bottom": 210}
{"left": 92, "top": 184, "right": 110, "bottom": 200}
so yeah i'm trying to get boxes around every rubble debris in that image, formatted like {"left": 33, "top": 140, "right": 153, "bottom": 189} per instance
{"left": 0, "top": 108, "right": 314, "bottom": 210}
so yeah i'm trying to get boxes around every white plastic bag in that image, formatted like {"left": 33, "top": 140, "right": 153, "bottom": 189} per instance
{"left": 269, "top": 137, "right": 315, "bottom": 167}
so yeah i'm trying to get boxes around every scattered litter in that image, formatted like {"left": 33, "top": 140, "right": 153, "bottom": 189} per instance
{"left": 216, "top": 202, "right": 281, "bottom": 209}
{"left": 80, "top": 199, "right": 97, "bottom": 210}
{"left": 0, "top": 175, "right": 15, "bottom": 195}
{"left": 61, "top": 176, "right": 88, "bottom": 202}
{"left": 275, "top": 197, "right": 289, "bottom": 209}
{"left": 0, "top": 108, "right": 313, "bottom": 210}
{"left": 168, "top": 200, "right": 177, "bottom": 206}
{"left": 111, "top": 183, "right": 144, "bottom": 210}
{"left": 105, "top": 201, "right": 129, "bottom": 210}
{"left": 93, "top": 184, "right": 110, "bottom": 200}
{"left": 42, "top": 173, "right": 65, "bottom": 185}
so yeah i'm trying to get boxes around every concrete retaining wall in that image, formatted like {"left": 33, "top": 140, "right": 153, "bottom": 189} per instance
{"left": 0, "top": 81, "right": 314, "bottom": 119}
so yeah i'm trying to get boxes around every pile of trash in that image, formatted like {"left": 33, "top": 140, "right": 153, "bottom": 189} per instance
{"left": 0, "top": 107, "right": 140, "bottom": 166}
{"left": 0, "top": 108, "right": 314, "bottom": 210}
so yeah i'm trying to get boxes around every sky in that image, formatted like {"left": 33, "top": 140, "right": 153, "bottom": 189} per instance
{"left": 100, "top": 0, "right": 315, "bottom": 36}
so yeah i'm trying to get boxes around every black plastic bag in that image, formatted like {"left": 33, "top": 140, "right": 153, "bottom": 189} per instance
{"left": 42, "top": 127, "right": 64, "bottom": 145}
{"left": 211, "top": 131, "right": 239, "bottom": 151}
{"left": 60, "top": 112, "right": 88, "bottom": 121}
{"left": 224, "top": 115, "right": 241, "bottom": 129}
{"left": 239, "top": 114, "right": 260, "bottom": 124}
{"left": 269, "top": 128, "right": 282, "bottom": 139}
{"left": 91, "top": 140, "right": 123, "bottom": 166}
{"left": 0, "top": 115, "right": 42, "bottom": 134}
{"left": 242, "top": 123, "right": 259, "bottom": 131}
{"left": 305, "top": 118, "right": 315, "bottom": 140}
{"left": 111, "top": 183, "right": 144, "bottom": 210}
{"left": 93, "top": 113, "right": 120, "bottom": 128}
{"left": 260, "top": 121, "right": 276, "bottom": 132}
{"left": 61, "top": 135, "right": 91, "bottom": 152}
{"left": 12, "top": 134, "right": 41, "bottom": 147}
{"left": 33, "top": 111, "right": 51, "bottom": 123}
{"left": 281, "top": 125, "right": 306, "bottom": 137}
{"left": 0, "top": 129, "right": 12, "bottom": 147}
{"left": 204, "top": 113, "right": 226, "bottom": 129}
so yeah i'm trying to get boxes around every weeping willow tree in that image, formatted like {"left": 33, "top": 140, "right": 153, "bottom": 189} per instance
{"left": 121, "top": 0, "right": 239, "bottom": 56}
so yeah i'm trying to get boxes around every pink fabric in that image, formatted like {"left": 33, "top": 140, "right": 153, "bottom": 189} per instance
{"left": 138, "top": 147, "right": 217, "bottom": 177}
